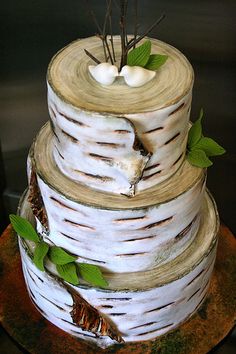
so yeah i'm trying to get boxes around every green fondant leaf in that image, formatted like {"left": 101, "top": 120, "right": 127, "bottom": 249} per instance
{"left": 49, "top": 246, "right": 77, "bottom": 265}
{"left": 145, "top": 54, "right": 168, "bottom": 70}
{"left": 57, "top": 263, "right": 79, "bottom": 285}
{"left": 194, "top": 137, "right": 226, "bottom": 156}
{"left": 127, "top": 40, "right": 151, "bottom": 67}
{"left": 10, "top": 214, "right": 39, "bottom": 243}
{"left": 187, "top": 149, "right": 213, "bottom": 168}
{"left": 78, "top": 263, "right": 108, "bottom": 287}
{"left": 33, "top": 241, "right": 49, "bottom": 271}
{"left": 188, "top": 108, "right": 204, "bottom": 148}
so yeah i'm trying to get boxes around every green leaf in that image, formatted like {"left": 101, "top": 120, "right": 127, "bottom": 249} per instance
{"left": 187, "top": 149, "right": 213, "bottom": 168}
{"left": 127, "top": 40, "right": 151, "bottom": 67}
{"left": 49, "top": 246, "right": 77, "bottom": 265}
{"left": 10, "top": 214, "right": 39, "bottom": 243}
{"left": 145, "top": 54, "right": 168, "bottom": 70}
{"left": 78, "top": 263, "right": 108, "bottom": 287}
{"left": 188, "top": 108, "right": 204, "bottom": 149}
{"left": 33, "top": 241, "right": 49, "bottom": 271}
{"left": 57, "top": 263, "right": 79, "bottom": 285}
{"left": 194, "top": 137, "right": 226, "bottom": 157}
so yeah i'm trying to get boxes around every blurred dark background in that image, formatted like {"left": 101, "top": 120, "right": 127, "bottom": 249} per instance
{"left": 0, "top": 0, "right": 235, "bottom": 353}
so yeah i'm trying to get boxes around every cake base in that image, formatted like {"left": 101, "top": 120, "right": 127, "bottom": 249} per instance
{"left": 0, "top": 224, "right": 235, "bottom": 354}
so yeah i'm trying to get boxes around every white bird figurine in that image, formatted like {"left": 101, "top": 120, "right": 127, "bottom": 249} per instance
{"left": 119, "top": 65, "right": 156, "bottom": 87}
{"left": 88, "top": 62, "right": 118, "bottom": 86}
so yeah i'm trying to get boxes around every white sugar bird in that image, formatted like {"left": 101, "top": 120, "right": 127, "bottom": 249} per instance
{"left": 119, "top": 65, "right": 156, "bottom": 87}
{"left": 89, "top": 62, "right": 118, "bottom": 85}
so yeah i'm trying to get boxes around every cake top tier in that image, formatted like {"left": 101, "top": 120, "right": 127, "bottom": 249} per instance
{"left": 47, "top": 36, "right": 194, "bottom": 114}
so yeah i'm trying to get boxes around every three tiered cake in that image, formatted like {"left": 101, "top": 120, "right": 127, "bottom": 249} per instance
{"left": 17, "top": 35, "right": 219, "bottom": 349}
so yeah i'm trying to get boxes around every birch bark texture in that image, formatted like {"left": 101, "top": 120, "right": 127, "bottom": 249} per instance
{"left": 47, "top": 36, "right": 194, "bottom": 195}
{"left": 18, "top": 192, "right": 219, "bottom": 348}
{"left": 29, "top": 123, "right": 206, "bottom": 273}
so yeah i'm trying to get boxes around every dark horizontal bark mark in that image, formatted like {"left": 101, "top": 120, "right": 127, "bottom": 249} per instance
{"left": 145, "top": 301, "right": 175, "bottom": 313}
{"left": 61, "top": 232, "right": 82, "bottom": 242}
{"left": 50, "top": 196, "right": 77, "bottom": 211}
{"left": 96, "top": 141, "right": 125, "bottom": 148}
{"left": 100, "top": 297, "right": 131, "bottom": 301}
{"left": 74, "top": 169, "right": 114, "bottom": 182}
{"left": 187, "top": 288, "right": 201, "bottom": 302}
{"left": 168, "top": 102, "right": 185, "bottom": 116}
{"left": 55, "top": 145, "right": 65, "bottom": 160}
{"left": 123, "top": 234, "right": 156, "bottom": 242}
{"left": 89, "top": 153, "right": 113, "bottom": 163}
{"left": 186, "top": 269, "right": 205, "bottom": 287}
{"left": 139, "top": 216, "right": 173, "bottom": 230}
{"left": 142, "top": 170, "right": 162, "bottom": 181}
{"left": 27, "top": 269, "right": 37, "bottom": 285}
{"left": 64, "top": 219, "right": 95, "bottom": 230}
{"left": 144, "top": 163, "right": 160, "bottom": 172}
{"left": 175, "top": 217, "right": 196, "bottom": 241}
{"left": 164, "top": 132, "right": 180, "bottom": 145}
{"left": 130, "top": 321, "right": 158, "bottom": 330}
{"left": 58, "top": 111, "right": 88, "bottom": 127}
{"left": 61, "top": 129, "right": 79, "bottom": 143}
{"left": 109, "top": 313, "right": 126, "bottom": 316}
{"left": 116, "top": 252, "right": 147, "bottom": 257}
{"left": 173, "top": 153, "right": 183, "bottom": 166}
{"left": 100, "top": 305, "right": 114, "bottom": 309}
{"left": 114, "top": 129, "right": 131, "bottom": 134}
{"left": 29, "top": 269, "right": 44, "bottom": 283}
{"left": 70, "top": 329, "right": 95, "bottom": 338}
{"left": 114, "top": 216, "right": 146, "bottom": 222}
{"left": 144, "top": 126, "right": 164, "bottom": 134}
{"left": 138, "top": 323, "right": 174, "bottom": 336}
{"left": 39, "top": 292, "right": 65, "bottom": 311}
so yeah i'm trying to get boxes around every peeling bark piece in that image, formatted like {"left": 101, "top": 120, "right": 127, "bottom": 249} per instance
{"left": 71, "top": 292, "right": 124, "bottom": 343}
{"left": 28, "top": 169, "right": 48, "bottom": 230}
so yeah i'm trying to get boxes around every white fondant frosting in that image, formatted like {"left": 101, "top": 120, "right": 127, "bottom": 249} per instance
{"left": 89, "top": 62, "right": 118, "bottom": 85}
{"left": 119, "top": 65, "right": 156, "bottom": 87}
{"left": 18, "top": 192, "right": 218, "bottom": 348}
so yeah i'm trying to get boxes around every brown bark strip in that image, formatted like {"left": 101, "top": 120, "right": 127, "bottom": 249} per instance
{"left": 61, "top": 129, "right": 79, "bottom": 143}
{"left": 100, "top": 297, "right": 132, "bottom": 301}
{"left": 164, "top": 132, "right": 180, "bottom": 145}
{"left": 139, "top": 216, "right": 173, "bottom": 230}
{"left": 28, "top": 169, "right": 48, "bottom": 230}
{"left": 174, "top": 217, "right": 196, "bottom": 241}
{"left": 168, "top": 102, "right": 185, "bottom": 116}
{"left": 71, "top": 292, "right": 124, "bottom": 342}
{"left": 108, "top": 312, "right": 126, "bottom": 316}
{"left": 50, "top": 196, "right": 78, "bottom": 212}
{"left": 60, "top": 232, "right": 82, "bottom": 242}
{"left": 143, "top": 126, "right": 164, "bottom": 134}
{"left": 123, "top": 234, "right": 156, "bottom": 242}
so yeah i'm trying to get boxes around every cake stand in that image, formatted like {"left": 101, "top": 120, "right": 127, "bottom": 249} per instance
{"left": 0, "top": 224, "right": 235, "bottom": 354}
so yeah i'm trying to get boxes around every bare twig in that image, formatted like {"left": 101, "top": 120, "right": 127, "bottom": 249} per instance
{"left": 119, "top": 0, "right": 128, "bottom": 70}
{"left": 133, "top": 0, "right": 138, "bottom": 48}
{"left": 102, "top": 1, "right": 114, "bottom": 64}
{"left": 127, "top": 13, "right": 166, "bottom": 50}
{"left": 84, "top": 49, "right": 101, "bottom": 64}
{"left": 107, "top": 0, "right": 116, "bottom": 62}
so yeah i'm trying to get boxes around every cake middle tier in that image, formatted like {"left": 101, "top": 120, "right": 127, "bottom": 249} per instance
{"left": 29, "top": 122, "right": 205, "bottom": 273}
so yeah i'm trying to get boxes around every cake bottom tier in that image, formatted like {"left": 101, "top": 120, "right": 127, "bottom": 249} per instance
{"left": 18, "top": 192, "right": 218, "bottom": 349}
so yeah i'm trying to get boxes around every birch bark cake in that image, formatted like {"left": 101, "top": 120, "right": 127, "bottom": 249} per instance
{"left": 14, "top": 34, "right": 220, "bottom": 349}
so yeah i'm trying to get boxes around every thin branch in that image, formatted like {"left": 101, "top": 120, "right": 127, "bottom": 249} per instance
{"left": 107, "top": 0, "right": 116, "bottom": 62}
{"left": 103, "top": 1, "right": 114, "bottom": 64}
{"left": 84, "top": 49, "right": 101, "bottom": 64}
{"left": 133, "top": 0, "right": 138, "bottom": 48}
{"left": 127, "top": 13, "right": 166, "bottom": 50}
{"left": 119, "top": 0, "right": 128, "bottom": 70}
